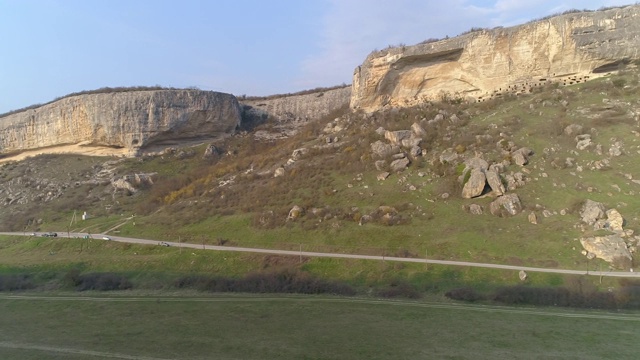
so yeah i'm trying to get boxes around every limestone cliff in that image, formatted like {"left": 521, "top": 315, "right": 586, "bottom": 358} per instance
{"left": 351, "top": 5, "right": 640, "bottom": 112}
{"left": 0, "top": 90, "right": 241, "bottom": 156}
{"left": 241, "top": 86, "right": 351, "bottom": 127}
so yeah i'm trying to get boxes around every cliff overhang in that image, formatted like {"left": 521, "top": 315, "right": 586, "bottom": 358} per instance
{"left": 350, "top": 5, "right": 640, "bottom": 112}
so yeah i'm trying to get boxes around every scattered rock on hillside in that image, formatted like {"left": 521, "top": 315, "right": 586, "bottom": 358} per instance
{"left": 489, "top": 194, "right": 522, "bottom": 216}
{"left": 528, "top": 212, "right": 538, "bottom": 224}
{"left": 464, "top": 157, "right": 489, "bottom": 173}
{"left": 390, "top": 157, "right": 410, "bottom": 172}
{"left": 287, "top": 205, "right": 303, "bottom": 221}
{"left": 111, "top": 178, "right": 137, "bottom": 194}
{"left": 580, "top": 235, "right": 632, "bottom": 267}
{"left": 609, "top": 142, "right": 623, "bottom": 157}
{"left": 519, "top": 270, "right": 528, "bottom": 281}
{"left": 202, "top": 144, "right": 222, "bottom": 159}
{"left": 401, "top": 137, "right": 422, "bottom": 149}
{"left": 504, "top": 172, "right": 527, "bottom": 191}
{"left": 377, "top": 172, "right": 390, "bottom": 181}
{"left": 580, "top": 199, "right": 606, "bottom": 225}
{"left": 274, "top": 167, "right": 285, "bottom": 177}
{"left": 564, "top": 124, "right": 583, "bottom": 136}
{"left": 375, "top": 160, "right": 387, "bottom": 171}
{"left": 576, "top": 134, "right": 593, "bottom": 150}
{"left": 439, "top": 149, "right": 459, "bottom": 164}
{"left": 462, "top": 169, "right": 487, "bottom": 199}
{"left": 371, "top": 141, "right": 396, "bottom": 158}
{"left": 511, "top": 148, "right": 532, "bottom": 166}
{"left": 606, "top": 209, "right": 625, "bottom": 232}
{"left": 385, "top": 130, "right": 412, "bottom": 146}
{"left": 409, "top": 146, "right": 422, "bottom": 158}
{"left": 291, "top": 148, "right": 308, "bottom": 160}
{"left": 468, "top": 204, "right": 483, "bottom": 215}
{"left": 485, "top": 169, "right": 505, "bottom": 196}
{"left": 411, "top": 122, "right": 427, "bottom": 137}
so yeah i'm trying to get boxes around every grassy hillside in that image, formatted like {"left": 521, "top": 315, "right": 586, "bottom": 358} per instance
{"left": 1, "top": 67, "right": 639, "bottom": 292}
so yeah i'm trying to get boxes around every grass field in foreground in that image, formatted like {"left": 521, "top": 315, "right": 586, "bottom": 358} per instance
{"left": 0, "top": 293, "right": 638, "bottom": 360}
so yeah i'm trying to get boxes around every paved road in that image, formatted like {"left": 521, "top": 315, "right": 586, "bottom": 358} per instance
{"left": 2, "top": 231, "right": 638, "bottom": 278}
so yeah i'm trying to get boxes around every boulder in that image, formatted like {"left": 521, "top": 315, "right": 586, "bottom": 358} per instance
{"left": 401, "top": 137, "right": 422, "bottom": 149}
{"left": 513, "top": 147, "right": 533, "bottom": 157}
{"left": 287, "top": 205, "right": 304, "bottom": 220}
{"left": 439, "top": 149, "right": 459, "bottom": 164}
{"left": 111, "top": 178, "right": 137, "bottom": 194}
{"left": 489, "top": 194, "right": 522, "bottom": 216}
{"left": 606, "top": 209, "right": 625, "bottom": 232}
{"left": 461, "top": 169, "right": 487, "bottom": 199}
{"left": 489, "top": 162, "right": 506, "bottom": 174}
{"left": 291, "top": 148, "right": 309, "bottom": 160}
{"left": 580, "top": 199, "right": 606, "bottom": 225}
{"left": 576, "top": 138, "right": 593, "bottom": 150}
{"left": 377, "top": 172, "right": 390, "bottom": 181}
{"left": 385, "top": 130, "right": 413, "bottom": 146}
{"left": 519, "top": 270, "right": 528, "bottom": 281}
{"left": 274, "top": 167, "right": 285, "bottom": 177}
{"left": 377, "top": 206, "right": 397, "bottom": 215}
{"left": 411, "top": 123, "right": 427, "bottom": 137}
{"left": 374, "top": 160, "right": 387, "bottom": 171}
{"left": 375, "top": 127, "right": 386, "bottom": 136}
{"left": 202, "top": 144, "right": 222, "bottom": 159}
{"left": 564, "top": 124, "right": 583, "bottom": 136}
{"left": 528, "top": 212, "right": 538, "bottom": 224}
{"left": 485, "top": 169, "right": 505, "bottom": 196}
{"left": 580, "top": 235, "right": 633, "bottom": 267}
{"left": 371, "top": 141, "right": 395, "bottom": 158}
{"left": 609, "top": 142, "right": 623, "bottom": 157}
{"left": 390, "top": 158, "right": 410, "bottom": 172}
{"left": 359, "top": 214, "right": 372, "bottom": 225}
{"left": 464, "top": 157, "right": 489, "bottom": 172}
{"left": 512, "top": 152, "right": 528, "bottom": 166}
{"left": 409, "top": 146, "right": 422, "bottom": 158}
{"left": 469, "top": 204, "right": 483, "bottom": 215}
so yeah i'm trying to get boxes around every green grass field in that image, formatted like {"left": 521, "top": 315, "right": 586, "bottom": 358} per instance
{"left": 0, "top": 293, "right": 638, "bottom": 360}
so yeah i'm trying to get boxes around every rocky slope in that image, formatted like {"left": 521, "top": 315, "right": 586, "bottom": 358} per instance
{"left": 351, "top": 5, "right": 640, "bottom": 112}
{"left": 0, "top": 90, "right": 242, "bottom": 156}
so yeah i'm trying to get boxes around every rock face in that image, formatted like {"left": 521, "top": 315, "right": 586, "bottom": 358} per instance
{"left": 0, "top": 90, "right": 241, "bottom": 156}
{"left": 241, "top": 86, "right": 351, "bottom": 127}
{"left": 350, "top": 5, "right": 640, "bottom": 112}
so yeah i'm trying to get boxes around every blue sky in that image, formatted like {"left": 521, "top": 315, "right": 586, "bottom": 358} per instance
{"left": 0, "top": 0, "right": 634, "bottom": 113}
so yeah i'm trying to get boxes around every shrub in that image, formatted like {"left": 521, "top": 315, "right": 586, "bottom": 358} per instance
{"left": 612, "top": 78, "right": 626, "bottom": 89}
{"left": 73, "top": 272, "right": 133, "bottom": 291}
{"left": 376, "top": 280, "right": 421, "bottom": 299}
{"left": 0, "top": 274, "right": 34, "bottom": 291}
{"left": 174, "top": 269, "right": 356, "bottom": 296}
{"left": 445, "top": 287, "right": 484, "bottom": 302}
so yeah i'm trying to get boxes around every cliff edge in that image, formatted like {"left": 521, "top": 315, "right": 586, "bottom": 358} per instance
{"left": 351, "top": 5, "right": 640, "bottom": 112}
{"left": 0, "top": 90, "right": 241, "bottom": 156}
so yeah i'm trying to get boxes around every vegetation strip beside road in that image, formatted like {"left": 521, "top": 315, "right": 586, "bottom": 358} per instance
{"left": 1, "top": 294, "right": 639, "bottom": 322}
{"left": 2, "top": 232, "right": 638, "bottom": 278}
